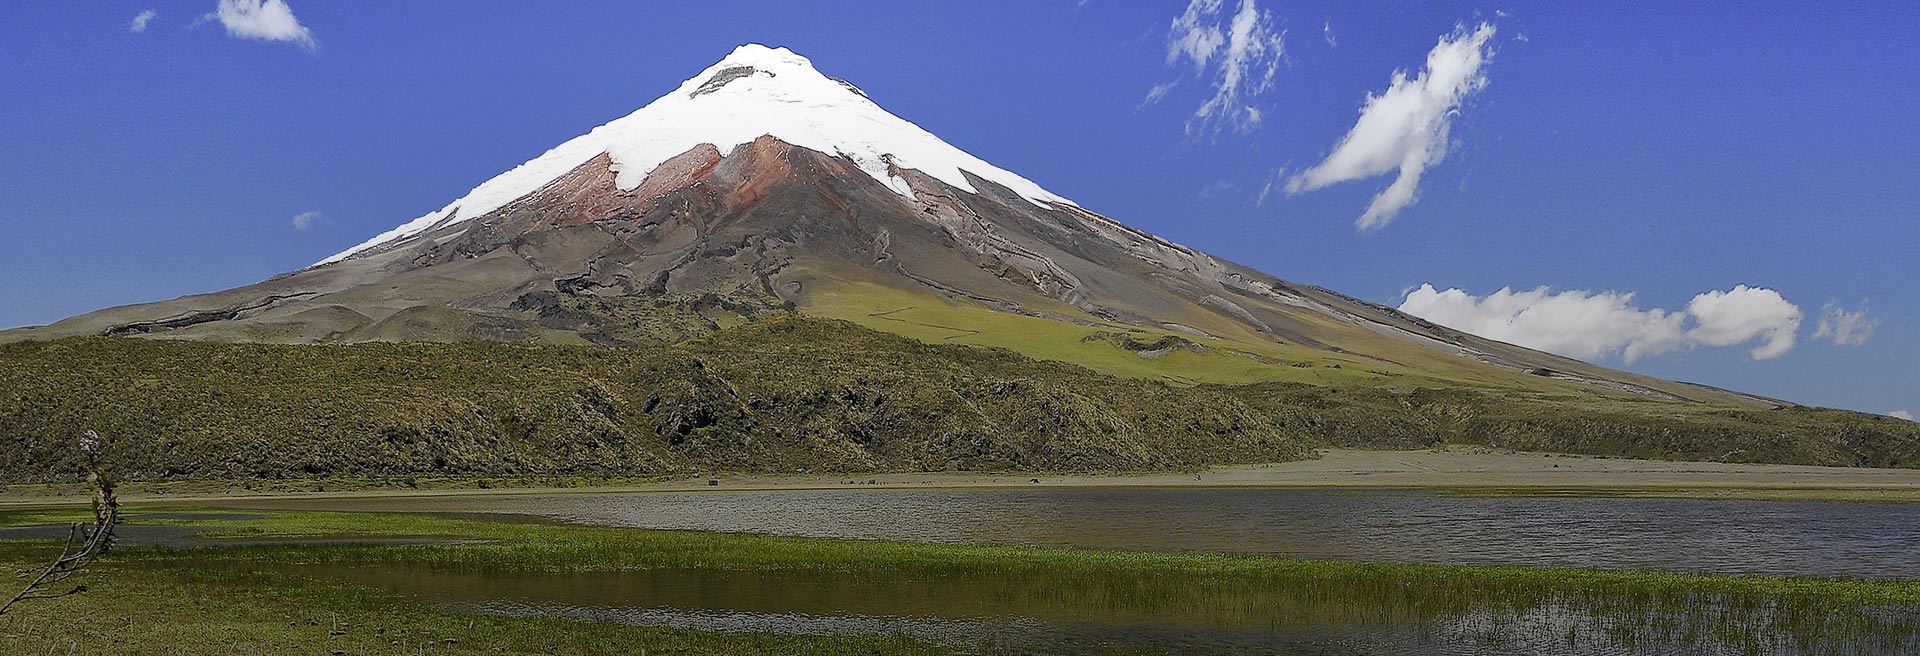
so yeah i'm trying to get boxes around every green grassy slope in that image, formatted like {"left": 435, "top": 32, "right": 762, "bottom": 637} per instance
{"left": 805, "top": 278, "right": 1422, "bottom": 386}
{"left": 800, "top": 277, "right": 1691, "bottom": 398}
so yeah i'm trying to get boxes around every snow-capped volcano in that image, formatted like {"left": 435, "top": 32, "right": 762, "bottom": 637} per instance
{"left": 321, "top": 44, "right": 1072, "bottom": 265}
{"left": 4, "top": 45, "right": 1780, "bottom": 409}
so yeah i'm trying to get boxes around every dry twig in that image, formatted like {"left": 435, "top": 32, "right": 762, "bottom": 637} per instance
{"left": 0, "top": 430, "right": 119, "bottom": 616}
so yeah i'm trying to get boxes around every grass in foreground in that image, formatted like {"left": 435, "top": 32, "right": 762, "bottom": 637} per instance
{"left": 1, "top": 506, "right": 1917, "bottom": 654}
{"left": 1, "top": 509, "right": 968, "bottom": 655}
{"left": 0, "top": 554, "right": 948, "bottom": 655}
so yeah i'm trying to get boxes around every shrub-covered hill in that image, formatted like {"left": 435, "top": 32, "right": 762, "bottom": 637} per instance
{"left": 0, "top": 317, "right": 1306, "bottom": 481}
{"left": 1218, "top": 383, "right": 1920, "bottom": 469}
{"left": 2, "top": 316, "right": 1916, "bottom": 483}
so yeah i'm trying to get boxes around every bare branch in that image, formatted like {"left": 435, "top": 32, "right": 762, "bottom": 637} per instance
{"left": 0, "top": 430, "right": 120, "bottom": 617}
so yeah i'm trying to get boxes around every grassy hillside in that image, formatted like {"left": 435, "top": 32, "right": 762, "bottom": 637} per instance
{"left": 797, "top": 277, "right": 1769, "bottom": 410}
{"left": 804, "top": 277, "right": 1545, "bottom": 388}
{"left": 0, "top": 316, "right": 1307, "bottom": 482}
{"left": 1219, "top": 383, "right": 1920, "bottom": 468}
{"left": 2, "top": 316, "right": 1915, "bottom": 483}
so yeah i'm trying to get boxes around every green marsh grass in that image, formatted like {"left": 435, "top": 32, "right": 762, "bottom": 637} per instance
{"left": 2, "top": 507, "right": 1917, "bottom": 654}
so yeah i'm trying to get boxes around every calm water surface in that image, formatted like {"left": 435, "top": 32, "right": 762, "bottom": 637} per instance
{"left": 252, "top": 486, "right": 1920, "bottom": 579}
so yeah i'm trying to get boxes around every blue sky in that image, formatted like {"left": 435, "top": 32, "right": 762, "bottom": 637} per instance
{"left": 1, "top": 1, "right": 1914, "bottom": 416}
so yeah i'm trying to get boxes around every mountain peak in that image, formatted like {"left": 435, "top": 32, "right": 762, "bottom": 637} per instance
{"left": 318, "top": 45, "right": 1072, "bottom": 266}
{"left": 710, "top": 43, "right": 816, "bottom": 72}
{"left": 689, "top": 44, "right": 867, "bottom": 101}
{"left": 678, "top": 44, "right": 858, "bottom": 104}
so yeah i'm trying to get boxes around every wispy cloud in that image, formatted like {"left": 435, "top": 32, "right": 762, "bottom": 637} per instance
{"left": 1399, "top": 283, "right": 1803, "bottom": 363}
{"left": 129, "top": 10, "right": 158, "bottom": 33}
{"left": 1255, "top": 170, "right": 1283, "bottom": 206}
{"left": 1141, "top": 81, "right": 1178, "bottom": 106}
{"left": 1812, "top": 301, "right": 1880, "bottom": 347}
{"left": 1286, "top": 22, "right": 1497, "bottom": 230}
{"left": 1159, "top": 0, "right": 1286, "bottom": 134}
{"left": 202, "top": 0, "right": 318, "bottom": 52}
{"left": 1167, "top": 1, "right": 1227, "bottom": 72}
{"left": 1894, "top": 410, "right": 1917, "bottom": 422}
{"left": 292, "top": 210, "right": 324, "bottom": 231}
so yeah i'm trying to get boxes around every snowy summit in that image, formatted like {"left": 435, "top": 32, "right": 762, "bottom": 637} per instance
{"left": 319, "top": 44, "right": 1075, "bottom": 266}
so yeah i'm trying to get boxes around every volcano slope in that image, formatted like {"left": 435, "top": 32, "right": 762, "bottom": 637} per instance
{"left": 4, "top": 45, "right": 1915, "bottom": 481}
{"left": 7, "top": 132, "right": 1766, "bottom": 402}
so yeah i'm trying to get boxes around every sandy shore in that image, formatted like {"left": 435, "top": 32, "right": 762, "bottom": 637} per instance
{"left": 6, "top": 447, "right": 1919, "bottom": 506}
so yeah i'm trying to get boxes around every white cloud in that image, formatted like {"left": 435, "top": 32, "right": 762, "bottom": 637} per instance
{"left": 1812, "top": 302, "right": 1880, "bottom": 347}
{"left": 1399, "top": 285, "right": 1684, "bottom": 362}
{"left": 1893, "top": 410, "right": 1917, "bottom": 422}
{"left": 129, "top": 10, "right": 157, "bottom": 33}
{"left": 1161, "top": 0, "right": 1286, "bottom": 133}
{"left": 292, "top": 210, "right": 324, "bottom": 231}
{"left": 1286, "top": 23, "right": 1496, "bottom": 231}
{"left": 1685, "top": 286, "right": 1802, "bottom": 360}
{"left": 1323, "top": 20, "right": 1336, "bottom": 47}
{"left": 205, "top": 0, "right": 317, "bottom": 51}
{"left": 1399, "top": 283, "right": 1804, "bottom": 363}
